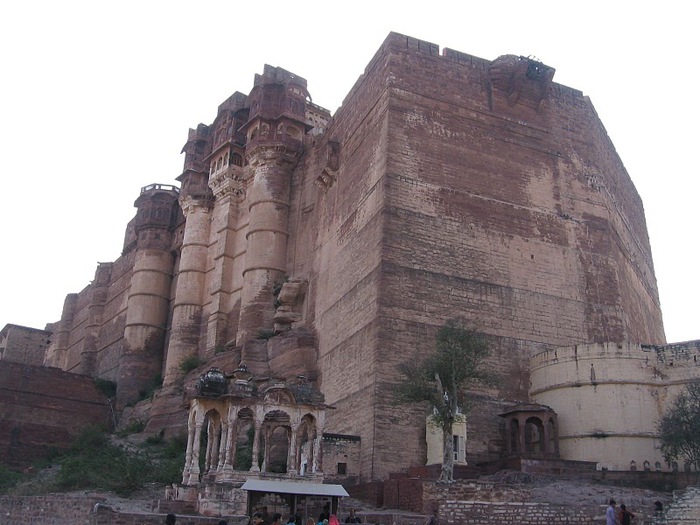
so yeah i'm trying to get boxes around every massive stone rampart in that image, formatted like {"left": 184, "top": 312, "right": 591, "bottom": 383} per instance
{"left": 530, "top": 341, "right": 700, "bottom": 470}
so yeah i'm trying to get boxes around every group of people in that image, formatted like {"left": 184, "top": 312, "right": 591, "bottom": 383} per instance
{"left": 250, "top": 507, "right": 362, "bottom": 525}
{"left": 606, "top": 499, "right": 635, "bottom": 525}
{"left": 165, "top": 514, "right": 229, "bottom": 525}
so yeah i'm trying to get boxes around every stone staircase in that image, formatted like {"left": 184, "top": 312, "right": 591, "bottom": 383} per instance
{"left": 656, "top": 486, "right": 700, "bottom": 524}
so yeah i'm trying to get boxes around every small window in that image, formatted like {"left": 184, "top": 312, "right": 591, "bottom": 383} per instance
{"left": 337, "top": 463, "right": 347, "bottom": 475}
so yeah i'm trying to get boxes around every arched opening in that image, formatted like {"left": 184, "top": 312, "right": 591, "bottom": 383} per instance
{"left": 233, "top": 407, "right": 255, "bottom": 471}
{"left": 509, "top": 418, "right": 520, "bottom": 453}
{"left": 202, "top": 409, "right": 222, "bottom": 479}
{"left": 297, "top": 414, "right": 317, "bottom": 476}
{"left": 262, "top": 409, "right": 291, "bottom": 473}
{"left": 524, "top": 417, "right": 545, "bottom": 453}
{"left": 286, "top": 126, "right": 301, "bottom": 139}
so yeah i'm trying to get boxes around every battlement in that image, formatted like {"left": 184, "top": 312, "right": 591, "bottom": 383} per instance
{"left": 254, "top": 64, "right": 307, "bottom": 89}
{"left": 140, "top": 183, "right": 180, "bottom": 194}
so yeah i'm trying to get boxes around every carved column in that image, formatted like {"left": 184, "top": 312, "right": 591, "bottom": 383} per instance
{"left": 311, "top": 432, "right": 321, "bottom": 475}
{"left": 236, "top": 146, "right": 297, "bottom": 344}
{"left": 182, "top": 411, "right": 196, "bottom": 484}
{"left": 163, "top": 195, "right": 212, "bottom": 386}
{"left": 287, "top": 424, "right": 298, "bottom": 475}
{"left": 218, "top": 419, "right": 229, "bottom": 472}
{"left": 250, "top": 420, "right": 262, "bottom": 473}
{"left": 188, "top": 421, "right": 203, "bottom": 485}
{"left": 224, "top": 405, "right": 238, "bottom": 471}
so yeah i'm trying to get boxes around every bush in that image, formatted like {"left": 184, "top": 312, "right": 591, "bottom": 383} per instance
{"left": 94, "top": 378, "right": 117, "bottom": 398}
{"left": 117, "top": 419, "right": 147, "bottom": 437}
{"left": 0, "top": 426, "right": 188, "bottom": 497}
{"left": 0, "top": 465, "right": 23, "bottom": 494}
{"left": 179, "top": 355, "right": 201, "bottom": 373}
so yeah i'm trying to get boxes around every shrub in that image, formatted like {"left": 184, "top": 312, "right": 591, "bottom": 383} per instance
{"left": 0, "top": 465, "right": 23, "bottom": 494}
{"left": 179, "top": 355, "right": 201, "bottom": 373}
{"left": 94, "top": 378, "right": 117, "bottom": 398}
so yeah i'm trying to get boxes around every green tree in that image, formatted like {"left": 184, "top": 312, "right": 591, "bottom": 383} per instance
{"left": 394, "top": 319, "right": 496, "bottom": 482}
{"left": 657, "top": 380, "right": 700, "bottom": 475}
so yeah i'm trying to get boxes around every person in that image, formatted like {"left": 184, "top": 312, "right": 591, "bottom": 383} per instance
{"left": 286, "top": 516, "right": 296, "bottom": 525}
{"left": 606, "top": 499, "right": 617, "bottom": 525}
{"left": 306, "top": 518, "right": 316, "bottom": 525}
{"left": 329, "top": 515, "right": 340, "bottom": 525}
{"left": 654, "top": 500, "right": 664, "bottom": 512}
{"left": 345, "top": 509, "right": 361, "bottom": 523}
{"left": 619, "top": 504, "right": 634, "bottom": 525}
{"left": 252, "top": 512, "right": 265, "bottom": 525}
{"left": 261, "top": 507, "right": 271, "bottom": 525}
{"left": 165, "top": 514, "right": 177, "bottom": 525}
{"left": 271, "top": 513, "right": 282, "bottom": 525}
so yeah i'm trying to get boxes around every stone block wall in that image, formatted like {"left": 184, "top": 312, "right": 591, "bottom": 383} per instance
{"left": 0, "top": 494, "right": 105, "bottom": 525}
{"left": 322, "top": 433, "right": 361, "bottom": 485}
{"left": 0, "top": 361, "right": 112, "bottom": 469}
{"left": 0, "top": 324, "right": 51, "bottom": 366}
{"left": 300, "top": 31, "right": 667, "bottom": 480}
{"left": 0, "top": 495, "right": 248, "bottom": 525}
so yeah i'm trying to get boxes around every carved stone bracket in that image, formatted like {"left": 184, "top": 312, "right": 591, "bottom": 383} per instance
{"left": 179, "top": 194, "right": 213, "bottom": 215}
{"left": 209, "top": 165, "right": 247, "bottom": 201}
{"left": 273, "top": 279, "right": 308, "bottom": 332}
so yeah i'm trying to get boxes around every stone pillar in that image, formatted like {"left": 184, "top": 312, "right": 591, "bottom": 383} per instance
{"left": 250, "top": 420, "right": 262, "bottom": 473}
{"left": 518, "top": 416, "right": 526, "bottom": 453}
{"left": 182, "top": 413, "right": 196, "bottom": 484}
{"left": 188, "top": 421, "right": 203, "bottom": 485}
{"left": 218, "top": 420, "right": 229, "bottom": 472}
{"left": 288, "top": 423, "right": 298, "bottom": 475}
{"left": 163, "top": 195, "right": 212, "bottom": 386}
{"left": 236, "top": 147, "right": 297, "bottom": 344}
{"left": 223, "top": 405, "right": 237, "bottom": 471}
{"left": 312, "top": 431, "right": 322, "bottom": 475}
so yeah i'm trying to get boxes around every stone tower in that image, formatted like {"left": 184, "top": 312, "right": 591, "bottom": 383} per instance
{"left": 236, "top": 67, "right": 309, "bottom": 344}
{"left": 118, "top": 184, "right": 180, "bottom": 406}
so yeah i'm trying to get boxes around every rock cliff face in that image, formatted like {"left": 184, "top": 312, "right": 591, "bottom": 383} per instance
{"left": 39, "top": 33, "right": 664, "bottom": 481}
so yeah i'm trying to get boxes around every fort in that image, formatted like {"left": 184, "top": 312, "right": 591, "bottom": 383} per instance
{"left": 1, "top": 32, "right": 698, "bottom": 518}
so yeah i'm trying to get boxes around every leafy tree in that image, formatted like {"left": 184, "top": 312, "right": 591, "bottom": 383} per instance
{"left": 657, "top": 380, "right": 700, "bottom": 476}
{"left": 394, "top": 319, "right": 496, "bottom": 482}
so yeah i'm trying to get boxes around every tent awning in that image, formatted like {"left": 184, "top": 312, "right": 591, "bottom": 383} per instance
{"left": 241, "top": 479, "right": 349, "bottom": 497}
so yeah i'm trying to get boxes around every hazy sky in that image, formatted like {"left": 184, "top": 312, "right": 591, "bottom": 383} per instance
{"left": 1, "top": 1, "right": 697, "bottom": 343}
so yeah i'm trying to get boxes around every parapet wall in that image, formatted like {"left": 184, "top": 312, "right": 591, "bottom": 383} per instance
{"left": 530, "top": 341, "right": 700, "bottom": 470}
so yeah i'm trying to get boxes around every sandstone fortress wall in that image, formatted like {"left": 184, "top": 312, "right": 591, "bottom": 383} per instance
{"left": 531, "top": 341, "right": 700, "bottom": 471}
{"left": 4, "top": 32, "right": 697, "bottom": 482}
